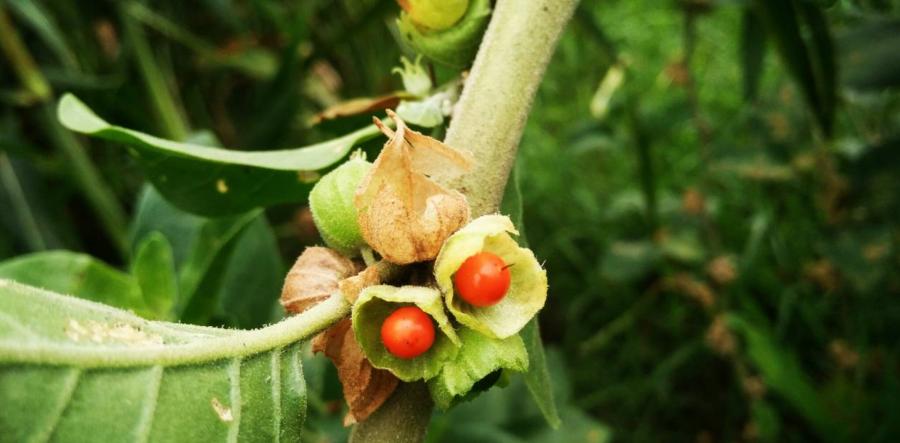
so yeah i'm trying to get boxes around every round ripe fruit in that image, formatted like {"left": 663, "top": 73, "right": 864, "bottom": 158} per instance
{"left": 381, "top": 306, "right": 435, "bottom": 359}
{"left": 453, "top": 251, "right": 511, "bottom": 307}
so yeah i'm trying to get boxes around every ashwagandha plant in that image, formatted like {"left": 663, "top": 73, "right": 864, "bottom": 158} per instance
{"left": 0, "top": 1, "right": 578, "bottom": 441}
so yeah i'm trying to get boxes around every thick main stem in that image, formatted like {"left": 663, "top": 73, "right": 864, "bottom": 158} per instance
{"left": 351, "top": 1, "right": 578, "bottom": 442}
{"left": 436, "top": 0, "right": 580, "bottom": 217}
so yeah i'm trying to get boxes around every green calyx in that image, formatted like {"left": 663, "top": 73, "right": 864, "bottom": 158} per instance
{"left": 434, "top": 215, "right": 548, "bottom": 339}
{"left": 397, "top": 0, "right": 491, "bottom": 68}
{"left": 428, "top": 327, "right": 528, "bottom": 409}
{"left": 352, "top": 285, "right": 461, "bottom": 382}
{"left": 309, "top": 153, "right": 372, "bottom": 256}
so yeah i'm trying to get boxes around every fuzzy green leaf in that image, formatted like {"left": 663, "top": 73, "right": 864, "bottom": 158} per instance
{"left": 520, "top": 319, "right": 561, "bottom": 428}
{"left": 434, "top": 215, "right": 548, "bottom": 339}
{"left": 352, "top": 285, "right": 460, "bottom": 382}
{"left": 0, "top": 280, "right": 353, "bottom": 442}
{"left": 428, "top": 328, "right": 528, "bottom": 410}
{"left": 57, "top": 94, "right": 381, "bottom": 216}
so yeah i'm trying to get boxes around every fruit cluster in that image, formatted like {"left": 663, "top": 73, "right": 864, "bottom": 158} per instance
{"left": 283, "top": 112, "right": 547, "bottom": 419}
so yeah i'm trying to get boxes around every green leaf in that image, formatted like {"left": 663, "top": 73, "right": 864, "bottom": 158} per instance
{"left": 352, "top": 285, "right": 460, "bottom": 382}
{"left": 129, "top": 186, "right": 265, "bottom": 326}
{"left": 57, "top": 94, "right": 382, "bottom": 216}
{"left": 216, "top": 216, "right": 285, "bottom": 328}
{"left": 753, "top": 0, "right": 836, "bottom": 136}
{"left": 520, "top": 319, "right": 561, "bottom": 429}
{"left": 434, "top": 215, "right": 548, "bottom": 339}
{"left": 428, "top": 328, "right": 528, "bottom": 410}
{"left": 740, "top": 8, "right": 767, "bottom": 102}
{"left": 132, "top": 232, "right": 179, "bottom": 320}
{"left": 0, "top": 280, "right": 351, "bottom": 442}
{"left": 5, "top": 0, "right": 79, "bottom": 70}
{"left": 728, "top": 315, "right": 845, "bottom": 442}
{"left": 0, "top": 251, "right": 150, "bottom": 317}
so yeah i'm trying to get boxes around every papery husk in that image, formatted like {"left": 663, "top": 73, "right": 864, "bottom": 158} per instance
{"left": 312, "top": 319, "right": 400, "bottom": 425}
{"left": 352, "top": 285, "right": 460, "bottom": 381}
{"left": 280, "top": 247, "right": 359, "bottom": 314}
{"left": 434, "top": 215, "right": 548, "bottom": 338}
{"left": 355, "top": 110, "right": 473, "bottom": 264}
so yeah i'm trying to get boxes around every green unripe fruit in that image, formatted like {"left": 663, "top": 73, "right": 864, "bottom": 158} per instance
{"left": 398, "top": 0, "right": 469, "bottom": 31}
{"left": 397, "top": 0, "right": 491, "bottom": 68}
{"left": 309, "top": 154, "right": 372, "bottom": 256}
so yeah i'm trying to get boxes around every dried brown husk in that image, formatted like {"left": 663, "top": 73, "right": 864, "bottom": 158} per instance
{"left": 355, "top": 110, "right": 473, "bottom": 264}
{"left": 312, "top": 318, "right": 400, "bottom": 425}
{"left": 280, "top": 247, "right": 359, "bottom": 314}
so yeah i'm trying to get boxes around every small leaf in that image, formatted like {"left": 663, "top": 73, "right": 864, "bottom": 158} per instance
{"left": 355, "top": 111, "right": 472, "bottom": 264}
{"left": 312, "top": 318, "right": 399, "bottom": 425}
{"left": 352, "top": 285, "right": 460, "bottom": 381}
{"left": 281, "top": 247, "right": 360, "bottom": 314}
{"left": 132, "top": 232, "right": 179, "bottom": 320}
{"left": 57, "top": 94, "right": 382, "bottom": 216}
{"left": 434, "top": 215, "right": 548, "bottom": 339}
{"left": 129, "top": 186, "right": 268, "bottom": 326}
{"left": 310, "top": 93, "right": 409, "bottom": 125}
{"left": 0, "top": 279, "right": 347, "bottom": 442}
{"left": 428, "top": 327, "right": 528, "bottom": 410}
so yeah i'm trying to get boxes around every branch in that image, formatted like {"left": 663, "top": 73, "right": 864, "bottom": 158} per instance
{"left": 350, "top": 1, "right": 578, "bottom": 441}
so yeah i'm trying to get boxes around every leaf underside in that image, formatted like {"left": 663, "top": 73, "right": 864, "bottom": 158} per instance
{"left": 57, "top": 94, "right": 381, "bottom": 216}
{"left": 0, "top": 280, "right": 308, "bottom": 442}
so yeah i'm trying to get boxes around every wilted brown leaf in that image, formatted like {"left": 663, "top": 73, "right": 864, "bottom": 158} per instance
{"left": 355, "top": 110, "right": 473, "bottom": 264}
{"left": 280, "top": 247, "right": 359, "bottom": 314}
{"left": 309, "top": 92, "right": 412, "bottom": 125}
{"left": 312, "top": 319, "right": 400, "bottom": 425}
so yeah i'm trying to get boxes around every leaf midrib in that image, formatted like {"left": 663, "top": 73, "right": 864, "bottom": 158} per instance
{"left": 0, "top": 280, "right": 349, "bottom": 368}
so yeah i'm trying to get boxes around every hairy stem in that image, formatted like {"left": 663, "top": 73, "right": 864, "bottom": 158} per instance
{"left": 351, "top": 1, "right": 578, "bottom": 442}
{"left": 436, "top": 0, "right": 580, "bottom": 217}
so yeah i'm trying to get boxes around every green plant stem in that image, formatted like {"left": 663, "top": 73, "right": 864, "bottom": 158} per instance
{"left": 434, "top": 0, "right": 581, "bottom": 217}
{"left": 0, "top": 8, "right": 128, "bottom": 257}
{"left": 352, "top": 1, "right": 579, "bottom": 442}
{"left": 0, "top": 289, "right": 350, "bottom": 366}
{"left": 120, "top": 2, "right": 189, "bottom": 140}
{"left": 348, "top": 382, "right": 433, "bottom": 443}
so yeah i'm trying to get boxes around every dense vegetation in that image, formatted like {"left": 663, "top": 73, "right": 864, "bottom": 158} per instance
{"left": 2, "top": 0, "right": 899, "bottom": 441}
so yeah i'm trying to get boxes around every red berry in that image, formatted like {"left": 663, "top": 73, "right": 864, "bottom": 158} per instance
{"left": 380, "top": 306, "right": 435, "bottom": 359}
{"left": 453, "top": 252, "right": 511, "bottom": 307}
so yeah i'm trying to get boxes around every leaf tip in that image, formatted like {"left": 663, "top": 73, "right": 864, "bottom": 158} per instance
{"left": 57, "top": 93, "right": 109, "bottom": 134}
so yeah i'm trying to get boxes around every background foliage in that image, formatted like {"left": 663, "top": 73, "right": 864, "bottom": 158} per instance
{"left": 2, "top": 0, "right": 899, "bottom": 441}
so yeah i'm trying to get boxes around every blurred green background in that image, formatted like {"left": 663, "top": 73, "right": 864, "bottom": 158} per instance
{"left": 2, "top": 0, "right": 900, "bottom": 441}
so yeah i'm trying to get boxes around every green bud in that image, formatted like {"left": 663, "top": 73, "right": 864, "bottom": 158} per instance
{"left": 398, "top": 0, "right": 469, "bottom": 31}
{"left": 392, "top": 56, "right": 432, "bottom": 97}
{"left": 434, "top": 215, "right": 548, "bottom": 338}
{"left": 397, "top": 0, "right": 491, "bottom": 68}
{"left": 352, "top": 285, "right": 460, "bottom": 382}
{"left": 309, "top": 153, "right": 372, "bottom": 256}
